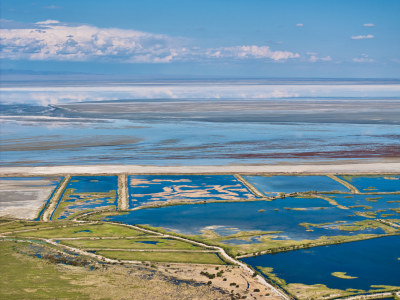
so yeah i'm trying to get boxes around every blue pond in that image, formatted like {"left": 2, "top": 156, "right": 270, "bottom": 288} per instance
{"left": 127, "top": 175, "right": 255, "bottom": 208}
{"left": 53, "top": 176, "right": 118, "bottom": 220}
{"left": 329, "top": 194, "right": 400, "bottom": 219}
{"left": 107, "top": 198, "right": 381, "bottom": 241}
{"left": 339, "top": 175, "right": 400, "bottom": 192}
{"left": 244, "top": 175, "right": 350, "bottom": 195}
{"left": 242, "top": 235, "right": 400, "bottom": 291}
{"left": 136, "top": 241, "right": 159, "bottom": 245}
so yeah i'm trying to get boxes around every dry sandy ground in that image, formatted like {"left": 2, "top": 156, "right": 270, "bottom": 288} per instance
{"left": 157, "top": 263, "right": 282, "bottom": 300}
{"left": 1, "top": 162, "right": 400, "bottom": 176}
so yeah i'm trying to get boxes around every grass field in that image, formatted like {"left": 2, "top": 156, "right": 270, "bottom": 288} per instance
{"left": 0, "top": 240, "right": 226, "bottom": 299}
{"left": 0, "top": 241, "right": 89, "bottom": 299}
{"left": 60, "top": 237, "right": 204, "bottom": 250}
{"left": 0, "top": 220, "right": 69, "bottom": 233}
{"left": 12, "top": 223, "right": 148, "bottom": 238}
{"left": 96, "top": 250, "right": 226, "bottom": 264}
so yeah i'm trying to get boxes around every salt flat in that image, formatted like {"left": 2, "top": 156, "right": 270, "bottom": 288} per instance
{"left": 1, "top": 162, "right": 399, "bottom": 176}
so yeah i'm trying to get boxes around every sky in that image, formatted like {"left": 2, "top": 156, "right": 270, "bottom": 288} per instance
{"left": 1, "top": 0, "right": 400, "bottom": 78}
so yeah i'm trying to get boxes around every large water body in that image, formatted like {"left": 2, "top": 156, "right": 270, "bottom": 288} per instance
{"left": 242, "top": 235, "right": 400, "bottom": 291}
{"left": 1, "top": 80, "right": 400, "bottom": 166}
{"left": 106, "top": 199, "right": 384, "bottom": 240}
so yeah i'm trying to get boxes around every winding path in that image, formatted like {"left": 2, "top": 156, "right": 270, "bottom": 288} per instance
{"left": 105, "top": 221, "right": 291, "bottom": 300}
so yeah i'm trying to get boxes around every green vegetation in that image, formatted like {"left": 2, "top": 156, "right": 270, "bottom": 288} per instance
{"left": 12, "top": 223, "right": 147, "bottom": 238}
{"left": 0, "top": 241, "right": 89, "bottom": 299}
{"left": 365, "top": 197, "right": 381, "bottom": 202}
{"left": 0, "top": 240, "right": 224, "bottom": 299}
{"left": 335, "top": 220, "right": 398, "bottom": 234}
{"left": 348, "top": 205, "right": 372, "bottom": 210}
{"left": 0, "top": 220, "right": 69, "bottom": 233}
{"left": 286, "top": 283, "right": 358, "bottom": 300}
{"left": 231, "top": 233, "right": 398, "bottom": 257}
{"left": 331, "top": 272, "right": 358, "bottom": 279}
{"left": 257, "top": 266, "right": 287, "bottom": 286}
{"left": 52, "top": 189, "right": 117, "bottom": 220}
{"left": 59, "top": 237, "right": 204, "bottom": 250}
{"left": 354, "top": 211, "right": 377, "bottom": 218}
{"left": 96, "top": 250, "right": 225, "bottom": 264}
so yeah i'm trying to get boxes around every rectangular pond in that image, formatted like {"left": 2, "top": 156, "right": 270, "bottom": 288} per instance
{"left": 241, "top": 235, "right": 400, "bottom": 295}
{"left": 243, "top": 175, "right": 350, "bottom": 195}
{"left": 127, "top": 175, "right": 256, "bottom": 208}
{"left": 0, "top": 176, "right": 61, "bottom": 219}
{"left": 338, "top": 175, "right": 400, "bottom": 192}
{"left": 52, "top": 176, "right": 118, "bottom": 220}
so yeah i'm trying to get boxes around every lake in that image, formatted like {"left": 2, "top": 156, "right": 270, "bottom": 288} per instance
{"left": 242, "top": 235, "right": 400, "bottom": 291}
{"left": 106, "top": 198, "right": 383, "bottom": 241}
{"left": 1, "top": 80, "right": 400, "bottom": 166}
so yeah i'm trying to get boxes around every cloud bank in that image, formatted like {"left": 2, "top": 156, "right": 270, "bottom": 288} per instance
{"left": 352, "top": 54, "right": 374, "bottom": 63}
{"left": 351, "top": 34, "right": 374, "bottom": 40}
{"left": 0, "top": 19, "right": 300, "bottom": 63}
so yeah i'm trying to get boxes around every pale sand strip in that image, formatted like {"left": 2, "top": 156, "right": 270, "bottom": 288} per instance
{"left": 327, "top": 174, "right": 360, "bottom": 193}
{"left": 118, "top": 174, "right": 128, "bottom": 210}
{"left": 42, "top": 175, "right": 70, "bottom": 222}
{"left": 342, "top": 291, "right": 400, "bottom": 300}
{"left": 1, "top": 162, "right": 400, "bottom": 176}
{"left": 234, "top": 174, "right": 264, "bottom": 197}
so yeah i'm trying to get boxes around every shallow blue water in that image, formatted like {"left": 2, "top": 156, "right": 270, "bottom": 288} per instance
{"left": 128, "top": 175, "right": 255, "bottom": 208}
{"left": 339, "top": 175, "right": 400, "bottom": 192}
{"left": 136, "top": 240, "right": 159, "bottom": 245}
{"left": 53, "top": 176, "right": 118, "bottom": 220}
{"left": 2, "top": 119, "right": 400, "bottom": 167}
{"left": 244, "top": 175, "right": 350, "bottom": 195}
{"left": 242, "top": 235, "right": 400, "bottom": 291}
{"left": 107, "top": 199, "right": 380, "bottom": 240}
{"left": 329, "top": 194, "right": 400, "bottom": 218}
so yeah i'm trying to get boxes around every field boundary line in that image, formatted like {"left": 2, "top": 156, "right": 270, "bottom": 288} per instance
{"left": 81, "top": 249, "right": 218, "bottom": 253}
{"left": 327, "top": 175, "right": 360, "bottom": 193}
{"left": 104, "top": 221, "right": 290, "bottom": 299}
{"left": 118, "top": 174, "right": 129, "bottom": 210}
{"left": 43, "top": 175, "right": 71, "bottom": 221}
{"left": 235, "top": 174, "right": 264, "bottom": 197}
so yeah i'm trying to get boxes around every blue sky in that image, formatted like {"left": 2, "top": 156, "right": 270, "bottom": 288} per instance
{"left": 1, "top": 0, "right": 399, "bottom": 78}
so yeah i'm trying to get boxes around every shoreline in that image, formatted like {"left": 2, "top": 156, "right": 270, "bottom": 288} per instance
{"left": 1, "top": 162, "right": 399, "bottom": 176}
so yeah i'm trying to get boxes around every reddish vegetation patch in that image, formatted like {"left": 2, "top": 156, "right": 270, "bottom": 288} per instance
{"left": 218, "top": 145, "right": 400, "bottom": 159}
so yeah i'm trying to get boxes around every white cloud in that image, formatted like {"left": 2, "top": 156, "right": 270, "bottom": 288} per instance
{"left": 352, "top": 54, "right": 374, "bottom": 63}
{"left": 363, "top": 23, "right": 375, "bottom": 27}
{"left": 296, "top": 23, "right": 304, "bottom": 27}
{"left": 35, "top": 20, "right": 60, "bottom": 25}
{"left": 0, "top": 21, "right": 181, "bottom": 63}
{"left": 205, "top": 46, "right": 300, "bottom": 61}
{"left": 0, "top": 20, "right": 300, "bottom": 63}
{"left": 306, "top": 52, "right": 332, "bottom": 62}
{"left": 351, "top": 34, "right": 374, "bottom": 40}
